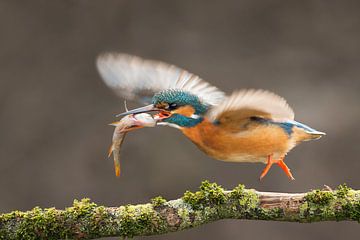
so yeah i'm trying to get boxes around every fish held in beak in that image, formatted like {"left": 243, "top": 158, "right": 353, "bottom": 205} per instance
{"left": 108, "top": 113, "right": 156, "bottom": 177}
{"left": 115, "top": 103, "right": 173, "bottom": 122}
{"left": 115, "top": 104, "right": 160, "bottom": 117}
{"left": 154, "top": 111, "right": 172, "bottom": 121}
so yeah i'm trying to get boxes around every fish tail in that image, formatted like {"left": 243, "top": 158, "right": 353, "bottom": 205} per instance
{"left": 114, "top": 158, "right": 121, "bottom": 177}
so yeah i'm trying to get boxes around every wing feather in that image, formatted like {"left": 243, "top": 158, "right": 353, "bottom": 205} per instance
{"left": 207, "top": 89, "right": 294, "bottom": 123}
{"left": 96, "top": 53, "right": 225, "bottom": 105}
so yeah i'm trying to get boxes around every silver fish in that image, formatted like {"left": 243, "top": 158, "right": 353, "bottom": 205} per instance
{"left": 108, "top": 113, "right": 156, "bottom": 177}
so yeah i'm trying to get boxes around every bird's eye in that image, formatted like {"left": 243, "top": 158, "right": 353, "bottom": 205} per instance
{"left": 157, "top": 102, "right": 170, "bottom": 109}
{"left": 169, "top": 103, "right": 177, "bottom": 110}
{"left": 156, "top": 102, "right": 177, "bottom": 110}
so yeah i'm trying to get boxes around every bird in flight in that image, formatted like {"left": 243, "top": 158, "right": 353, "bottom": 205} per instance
{"left": 96, "top": 53, "right": 325, "bottom": 180}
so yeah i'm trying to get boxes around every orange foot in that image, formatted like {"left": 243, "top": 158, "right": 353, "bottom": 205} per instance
{"left": 259, "top": 155, "right": 295, "bottom": 180}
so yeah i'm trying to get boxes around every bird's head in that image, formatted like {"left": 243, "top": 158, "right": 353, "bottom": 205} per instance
{"left": 117, "top": 89, "right": 209, "bottom": 128}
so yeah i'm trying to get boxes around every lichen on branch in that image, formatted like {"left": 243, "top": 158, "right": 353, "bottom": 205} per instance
{"left": 0, "top": 181, "right": 359, "bottom": 240}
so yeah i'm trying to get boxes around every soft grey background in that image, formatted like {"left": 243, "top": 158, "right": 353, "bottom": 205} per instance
{"left": 0, "top": 0, "right": 359, "bottom": 239}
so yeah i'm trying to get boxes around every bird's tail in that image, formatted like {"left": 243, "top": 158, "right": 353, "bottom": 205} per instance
{"left": 303, "top": 131, "right": 326, "bottom": 141}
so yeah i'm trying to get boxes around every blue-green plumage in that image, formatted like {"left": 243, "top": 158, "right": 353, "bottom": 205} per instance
{"left": 250, "top": 117, "right": 324, "bottom": 136}
{"left": 152, "top": 90, "right": 208, "bottom": 114}
{"left": 250, "top": 117, "right": 292, "bottom": 135}
{"left": 164, "top": 113, "right": 204, "bottom": 127}
{"left": 152, "top": 90, "right": 324, "bottom": 135}
{"left": 152, "top": 90, "right": 208, "bottom": 127}
{"left": 97, "top": 53, "right": 327, "bottom": 180}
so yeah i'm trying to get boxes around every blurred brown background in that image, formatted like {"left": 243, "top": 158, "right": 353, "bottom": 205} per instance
{"left": 1, "top": 0, "right": 359, "bottom": 239}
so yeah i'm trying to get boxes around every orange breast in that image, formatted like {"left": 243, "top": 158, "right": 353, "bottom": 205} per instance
{"left": 181, "top": 118, "right": 291, "bottom": 163}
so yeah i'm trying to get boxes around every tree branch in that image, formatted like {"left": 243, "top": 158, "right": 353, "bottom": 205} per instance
{"left": 0, "top": 181, "right": 359, "bottom": 239}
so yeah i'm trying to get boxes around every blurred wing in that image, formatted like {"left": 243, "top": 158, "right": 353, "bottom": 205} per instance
{"left": 207, "top": 89, "right": 294, "bottom": 129}
{"left": 96, "top": 53, "right": 225, "bottom": 105}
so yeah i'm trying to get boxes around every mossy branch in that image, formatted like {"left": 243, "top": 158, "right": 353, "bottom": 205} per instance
{"left": 0, "top": 182, "right": 359, "bottom": 239}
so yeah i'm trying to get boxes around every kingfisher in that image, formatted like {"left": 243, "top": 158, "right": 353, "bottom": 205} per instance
{"left": 96, "top": 53, "right": 325, "bottom": 180}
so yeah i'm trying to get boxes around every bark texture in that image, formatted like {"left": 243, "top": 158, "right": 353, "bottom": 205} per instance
{"left": 0, "top": 181, "right": 359, "bottom": 240}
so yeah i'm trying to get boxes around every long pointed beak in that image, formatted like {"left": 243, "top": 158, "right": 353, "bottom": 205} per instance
{"left": 115, "top": 104, "right": 160, "bottom": 117}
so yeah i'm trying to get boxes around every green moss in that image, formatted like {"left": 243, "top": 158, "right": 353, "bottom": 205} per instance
{"left": 333, "top": 184, "right": 360, "bottom": 222}
{"left": 0, "top": 198, "right": 170, "bottom": 239}
{"left": 299, "top": 202, "right": 309, "bottom": 220}
{"left": 182, "top": 181, "right": 226, "bottom": 210}
{"left": 117, "top": 204, "right": 162, "bottom": 237}
{"left": 3, "top": 206, "right": 68, "bottom": 240}
{"left": 350, "top": 199, "right": 360, "bottom": 222}
{"left": 301, "top": 190, "right": 335, "bottom": 222}
{"left": 60, "top": 198, "right": 99, "bottom": 238}
{"left": 119, "top": 205, "right": 143, "bottom": 237}
{"left": 151, "top": 196, "right": 167, "bottom": 207}
{"left": 256, "top": 207, "right": 284, "bottom": 221}
{"left": 228, "top": 184, "right": 259, "bottom": 218}
{"left": 1, "top": 183, "right": 359, "bottom": 239}
{"left": 89, "top": 206, "right": 113, "bottom": 236}
{"left": 67, "top": 198, "right": 98, "bottom": 217}
{"left": 229, "top": 184, "right": 245, "bottom": 198}
{"left": 336, "top": 184, "right": 351, "bottom": 198}
{"left": 300, "top": 185, "right": 360, "bottom": 222}
{"left": 182, "top": 182, "right": 260, "bottom": 219}
{"left": 230, "top": 184, "right": 282, "bottom": 221}
{"left": 176, "top": 208, "right": 191, "bottom": 228}
{"left": 0, "top": 199, "right": 105, "bottom": 239}
{"left": 305, "top": 190, "right": 335, "bottom": 205}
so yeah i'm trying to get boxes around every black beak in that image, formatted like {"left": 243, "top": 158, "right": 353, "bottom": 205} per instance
{"left": 115, "top": 104, "right": 161, "bottom": 117}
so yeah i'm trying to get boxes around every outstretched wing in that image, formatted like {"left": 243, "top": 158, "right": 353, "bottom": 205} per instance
{"left": 96, "top": 53, "right": 225, "bottom": 105}
{"left": 206, "top": 89, "right": 294, "bottom": 131}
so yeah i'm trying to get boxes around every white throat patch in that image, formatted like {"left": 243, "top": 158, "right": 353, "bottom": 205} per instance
{"left": 190, "top": 114, "right": 200, "bottom": 119}
{"left": 156, "top": 114, "right": 201, "bottom": 129}
{"left": 157, "top": 122, "right": 182, "bottom": 129}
